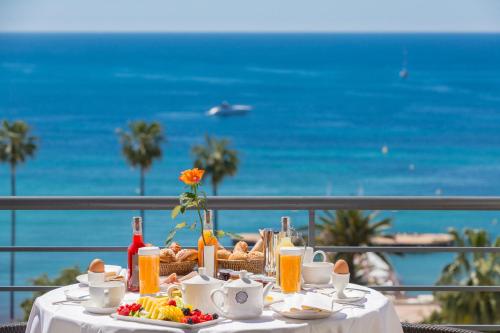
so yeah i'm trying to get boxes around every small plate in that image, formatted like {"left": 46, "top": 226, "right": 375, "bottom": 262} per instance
{"left": 82, "top": 300, "right": 118, "bottom": 315}
{"left": 270, "top": 301, "right": 342, "bottom": 320}
{"left": 76, "top": 265, "right": 123, "bottom": 285}
{"left": 332, "top": 289, "right": 366, "bottom": 303}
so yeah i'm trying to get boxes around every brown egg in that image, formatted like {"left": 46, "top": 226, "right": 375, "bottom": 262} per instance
{"left": 333, "top": 259, "right": 349, "bottom": 274}
{"left": 88, "top": 258, "right": 105, "bottom": 273}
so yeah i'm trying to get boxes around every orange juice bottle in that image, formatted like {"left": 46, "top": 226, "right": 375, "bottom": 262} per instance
{"left": 138, "top": 246, "right": 160, "bottom": 296}
{"left": 198, "top": 210, "right": 218, "bottom": 277}
{"left": 275, "top": 216, "right": 293, "bottom": 287}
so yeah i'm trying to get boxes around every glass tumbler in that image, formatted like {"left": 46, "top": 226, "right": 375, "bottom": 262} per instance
{"left": 279, "top": 247, "right": 304, "bottom": 294}
{"left": 138, "top": 246, "right": 160, "bottom": 296}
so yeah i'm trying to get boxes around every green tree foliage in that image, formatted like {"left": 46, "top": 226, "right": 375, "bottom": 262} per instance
{"left": 117, "top": 121, "right": 165, "bottom": 221}
{"left": 21, "top": 266, "right": 82, "bottom": 320}
{"left": 192, "top": 135, "right": 238, "bottom": 230}
{"left": 427, "top": 228, "right": 500, "bottom": 325}
{"left": 315, "top": 209, "right": 393, "bottom": 283}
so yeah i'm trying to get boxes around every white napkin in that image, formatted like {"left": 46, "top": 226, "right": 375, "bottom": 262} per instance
{"left": 284, "top": 292, "right": 334, "bottom": 313}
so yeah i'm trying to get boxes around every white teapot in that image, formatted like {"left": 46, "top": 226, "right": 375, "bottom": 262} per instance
{"left": 167, "top": 267, "right": 223, "bottom": 314}
{"left": 209, "top": 270, "right": 273, "bottom": 319}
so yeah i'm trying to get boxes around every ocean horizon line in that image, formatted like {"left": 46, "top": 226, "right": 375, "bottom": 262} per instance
{"left": 1, "top": 30, "right": 500, "bottom": 35}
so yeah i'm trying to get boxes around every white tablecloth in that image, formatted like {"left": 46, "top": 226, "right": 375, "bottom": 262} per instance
{"left": 26, "top": 283, "right": 403, "bottom": 333}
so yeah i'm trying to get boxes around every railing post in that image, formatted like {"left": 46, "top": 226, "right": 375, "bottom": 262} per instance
{"left": 308, "top": 209, "right": 315, "bottom": 247}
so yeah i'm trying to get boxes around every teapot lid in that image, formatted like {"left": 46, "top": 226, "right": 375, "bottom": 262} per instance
{"left": 183, "top": 267, "right": 220, "bottom": 285}
{"left": 226, "top": 270, "right": 261, "bottom": 288}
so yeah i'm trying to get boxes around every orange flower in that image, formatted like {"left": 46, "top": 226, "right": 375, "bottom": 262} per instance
{"left": 179, "top": 168, "right": 205, "bottom": 185}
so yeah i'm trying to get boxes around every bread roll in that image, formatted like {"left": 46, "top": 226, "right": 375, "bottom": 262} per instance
{"left": 88, "top": 259, "right": 105, "bottom": 273}
{"left": 248, "top": 251, "right": 264, "bottom": 260}
{"left": 234, "top": 241, "right": 248, "bottom": 253}
{"left": 217, "top": 249, "right": 232, "bottom": 260}
{"left": 176, "top": 249, "right": 198, "bottom": 262}
{"left": 228, "top": 252, "right": 248, "bottom": 261}
{"left": 169, "top": 242, "right": 182, "bottom": 254}
{"left": 159, "top": 248, "right": 176, "bottom": 263}
{"left": 250, "top": 239, "right": 264, "bottom": 253}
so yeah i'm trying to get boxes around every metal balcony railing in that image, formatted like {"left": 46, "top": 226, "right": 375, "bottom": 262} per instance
{"left": 0, "top": 196, "right": 499, "bottom": 331}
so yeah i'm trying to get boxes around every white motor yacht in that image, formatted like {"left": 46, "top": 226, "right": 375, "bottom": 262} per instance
{"left": 206, "top": 101, "right": 252, "bottom": 116}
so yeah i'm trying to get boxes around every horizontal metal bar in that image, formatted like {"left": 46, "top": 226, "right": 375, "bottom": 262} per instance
{"left": 317, "top": 246, "right": 500, "bottom": 253}
{"left": 1, "top": 246, "right": 497, "bottom": 253}
{"left": 3, "top": 196, "right": 500, "bottom": 210}
{"left": 371, "top": 285, "right": 500, "bottom": 292}
{"left": 2, "top": 285, "right": 498, "bottom": 292}
{"left": 0, "top": 286, "right": 60, "bottom": 292}
{"left": 0, "top": 246, "right": 128, "bottom": 252}
{"left": 0, "top": 246, "right": 207, "bottom": 252}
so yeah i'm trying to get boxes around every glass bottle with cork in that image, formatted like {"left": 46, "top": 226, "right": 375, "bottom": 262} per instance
{"left": 197, "top": 209, "right": 219, "bottom": 277}
{"left": 127, "top": 216, "right": 145, "bottom": 292}
{"left": 275, "top": 216, "right": 294, "bottom": 287}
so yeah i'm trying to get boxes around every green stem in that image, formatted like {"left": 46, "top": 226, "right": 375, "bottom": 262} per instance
{"left": 193, "top": 185, "right": 207, "bottom": 246}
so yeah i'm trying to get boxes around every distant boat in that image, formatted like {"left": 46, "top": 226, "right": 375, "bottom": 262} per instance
{"left": 399, "top": 48, "right": 409, "bottom": 79}
{"left": 206, "top": 101, "right": 252, "bottom": 116}
{"left": 399, "top": 68, "right": 409, "bottom": 79}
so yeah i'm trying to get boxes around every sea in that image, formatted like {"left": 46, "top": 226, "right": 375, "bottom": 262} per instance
{"left": 1, "top": 33, "right": 500, "bottom": 320}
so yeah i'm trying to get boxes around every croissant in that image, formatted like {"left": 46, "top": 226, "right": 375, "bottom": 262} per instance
{"left": 176, "top": 249, "right": 198, "bottom": 262}
{"left": 228, "top": 252, "right": 248, "bottom": 261}
{"left": 248, "top": 251, "right": 264, "bottom": 260}
{"left": 234, "top": 241, "right": 248, "bottom": 253}
{"left": 217, "top": 249, "right": 232, "bottom": 260}
{"left": 169, "top": 242, "right": 182, "bottom": 254}
{"left": 159, "top": 249, "right": 176, "bottom": 263}
{"left": 250, "top": 239, "right": 264, "bottom": 253}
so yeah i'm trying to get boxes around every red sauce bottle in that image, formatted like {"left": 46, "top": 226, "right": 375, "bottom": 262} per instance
{"left": 127, "top": 216, "right": 145, "bottom": 292}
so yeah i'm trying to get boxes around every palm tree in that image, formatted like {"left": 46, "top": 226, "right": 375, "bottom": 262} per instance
{"left": 0, "top": 120, "right": 38, "bottom": 320}
{"left": 428, "top": 228, "right": 500, "bottom": 325}
{"left": 117, "top": 121, "right": 165, "bottom": 224}
{"left": 192, "top": 135, "right": 238, "bottom": 231}
{"left": 315, "top": 209, "right": 393, "bottom": 284}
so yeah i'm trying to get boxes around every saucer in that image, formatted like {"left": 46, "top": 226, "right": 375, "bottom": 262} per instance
{"left": 82, "top": 300, "right": 118, "bottom": 314}
{"left": 64, "top": 289, "right": 90, "bottom": 301}
{"left": 332, "top": 289, "right": 365, "bottom": 303}
{"left": 302, "top": 281, "right": 333, "bottom": 289}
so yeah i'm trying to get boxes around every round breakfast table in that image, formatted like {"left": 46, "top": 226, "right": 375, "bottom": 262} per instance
{"left": 26, "top": 283, "right": 403, "bottom": 333}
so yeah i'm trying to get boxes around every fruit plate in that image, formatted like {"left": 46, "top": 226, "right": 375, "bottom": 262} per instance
{"left": 110, "top": 313, "right": 225, "bottom": 329}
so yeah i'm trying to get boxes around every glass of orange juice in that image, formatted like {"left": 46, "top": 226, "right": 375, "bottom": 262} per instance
{"left": 138, "top": 246, "right": 160, "bottom": 296}
{"left": 279, "top": 247, "right": 304, "bottom": 294}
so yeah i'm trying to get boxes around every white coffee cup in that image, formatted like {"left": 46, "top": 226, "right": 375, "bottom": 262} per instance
{"left": 87, "top": 271, "right": 105, "bottom": 285}
{"left": 332, "top": 272, "right": 350, "bottom": 298}
{"left": 302, "top": 262, "right": 333, "bottom": 285}
{"left": 89, "top": 281, "right": 125, "bottom": 308}
{"left": 303, "top": 247, "right": 327, "bottom": 264}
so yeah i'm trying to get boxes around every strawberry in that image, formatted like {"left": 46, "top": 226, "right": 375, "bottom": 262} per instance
{"left": 118, "top": 307, "right": 131, "bottom": 316}
{"left": 167, "top": 299, "right": 177, "bottom": 307}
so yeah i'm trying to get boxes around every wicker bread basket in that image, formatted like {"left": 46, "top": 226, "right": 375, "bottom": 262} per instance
{"left": 217, "top": 259, "right": 264, "bottom": 274}
{"left": 160, "top": 261, "right": 196, "bottom": 276}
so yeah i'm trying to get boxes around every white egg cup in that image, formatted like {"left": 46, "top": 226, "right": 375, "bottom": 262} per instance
{"left": 87, "top": 271, "right": 105, "bottom": 286}
{"left": 332, "top": 272, "right": 350, "bottom": 298}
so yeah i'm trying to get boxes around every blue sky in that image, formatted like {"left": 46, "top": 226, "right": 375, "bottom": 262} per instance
{"left": 1, "top": 0, "right": 500, "bottom": 32}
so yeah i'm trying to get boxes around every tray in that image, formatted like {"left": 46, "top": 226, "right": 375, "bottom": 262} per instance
{"left": 111, "top": 313, "right": 225, "bottom": 329}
